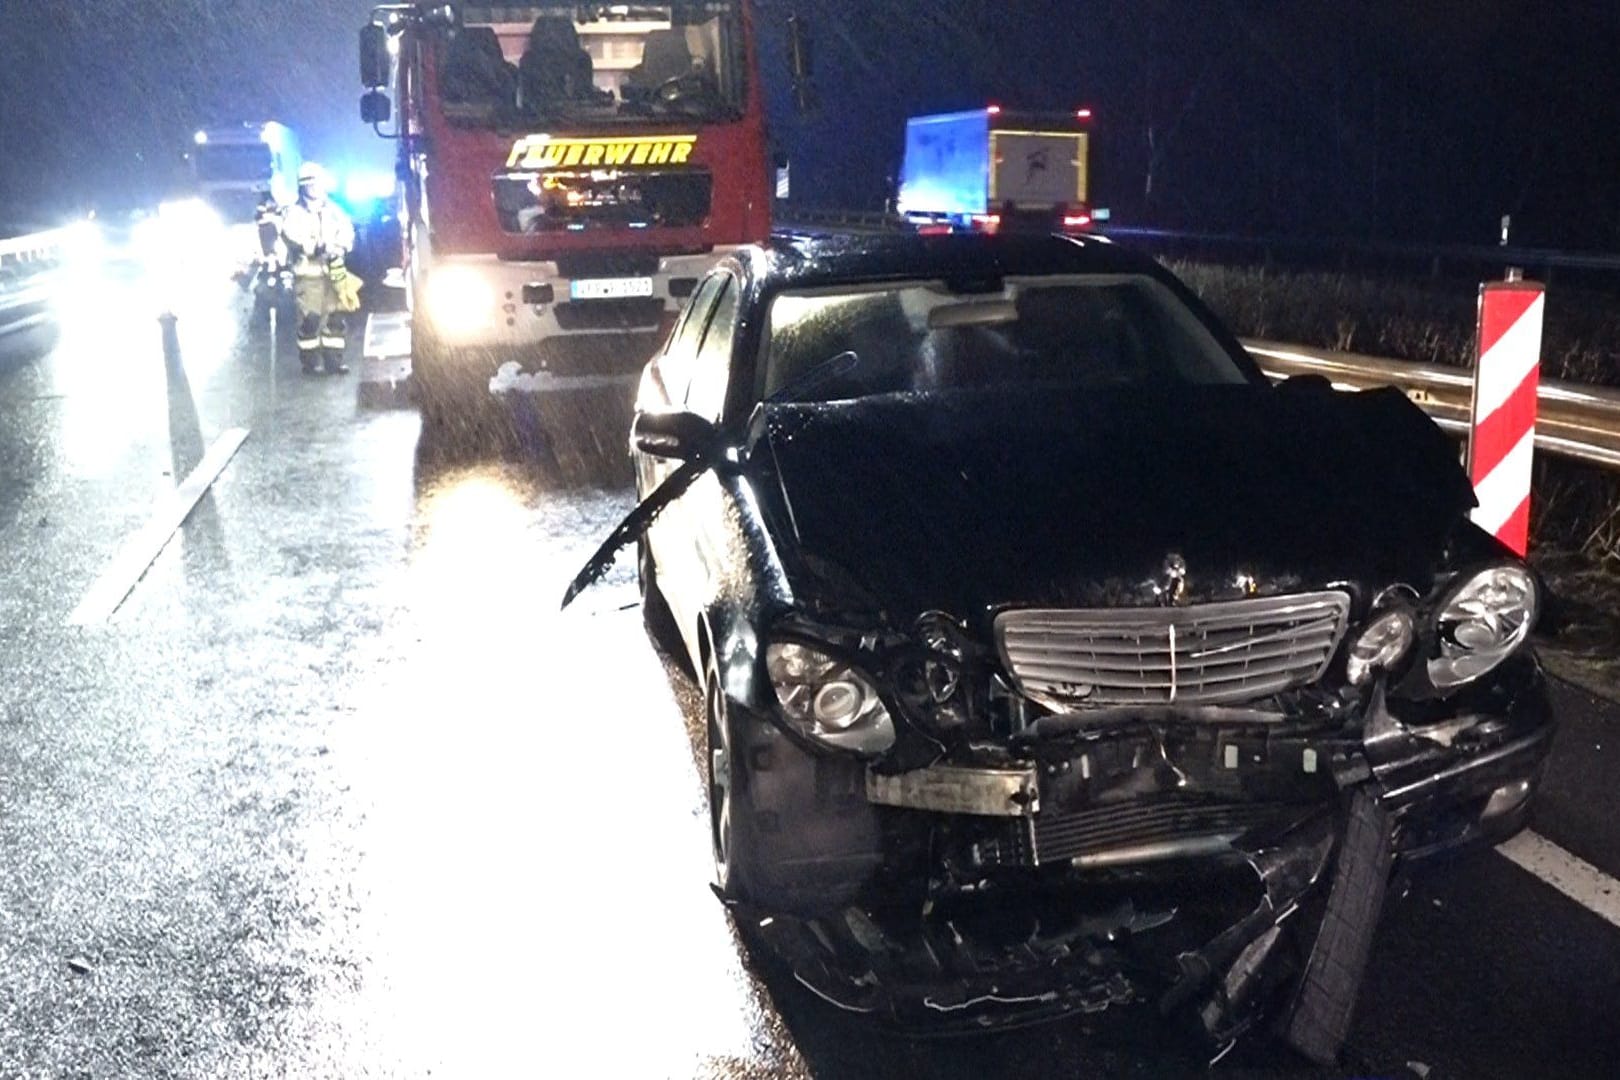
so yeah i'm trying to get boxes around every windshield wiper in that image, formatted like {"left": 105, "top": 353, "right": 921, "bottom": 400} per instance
{"left": 768, "top": 350, "right": 859, "bottom": 404}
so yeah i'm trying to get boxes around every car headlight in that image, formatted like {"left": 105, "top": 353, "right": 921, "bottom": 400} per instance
{"left": 766, "top": 641, "right": 896, "bottom": 755}
{"left": 425, "top": 265, "right": 496, "bottom": 341}
{"left": 1346, "top": 608, "right": 1415, "bottom": 686}
{"left": 1427, "top": 563, "right": 1539, "bottom": 689}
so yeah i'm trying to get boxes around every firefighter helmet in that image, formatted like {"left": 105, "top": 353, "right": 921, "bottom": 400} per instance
{"left": 297, "top": 163, "right": 331, "bottom": 198}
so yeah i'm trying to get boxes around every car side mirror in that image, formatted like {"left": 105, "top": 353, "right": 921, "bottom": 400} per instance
{"left": 632, "top": 410, "right": 720, "bottom": 462}
{"left": 360, "top": 24, "right": 390, "bottom": 88}
{"left": 361, "top": 90, "right": 392, "bottom": 125}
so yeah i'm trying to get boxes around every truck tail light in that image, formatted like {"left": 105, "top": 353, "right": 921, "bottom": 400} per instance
{"left": 970, "top": 214, "right": 1001, "bottom": 234}
{"left": 1061, "top": 214, "right": 1093, "bottom": 231}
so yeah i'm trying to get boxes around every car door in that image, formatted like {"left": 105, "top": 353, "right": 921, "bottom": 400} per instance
{"left": 636, "top": 273, "right": 727, "bottom": 501}
{"left": 640, "top": 273, "right": 729, "bottom": 612}
{"left": 655, "top": 270, "right": 743, "bottom": 633}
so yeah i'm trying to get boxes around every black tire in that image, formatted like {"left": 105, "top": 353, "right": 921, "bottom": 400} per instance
{"left": 705, "top": 657, "right": 758, "bottom": 903}
{"left": 411, "top": 347, "right": 449, "bottom": 426}
{"left": 412, "top": 352, "right": 482, "bottom": 438}
{"left": 638, "top": 541, "right": 687, "bottom": 664}
{"left": 1282, "top": 789, "right": 1393, "bottom": 1066}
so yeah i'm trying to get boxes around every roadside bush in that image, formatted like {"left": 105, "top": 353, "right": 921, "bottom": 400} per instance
{"left": 1169, "top": 261, "right": 1620, "bottom": 387}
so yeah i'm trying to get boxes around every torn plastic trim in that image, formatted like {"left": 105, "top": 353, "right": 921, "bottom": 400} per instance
{"left": 561, "top": 455, "right": 713, "bottom": 609}
{"left": 1160, "top": 808, "right": 1338, "bottom": 1044}
{"left": 1361, "top": 665, "right": 1555, "bottom": 809}
{"left": 1377, "top": 727, "right": 1553, "bottom": 805}
{"left": 737, "top": 894, "right": 1146, "bottom": 1031}
{"left": 727, "top": 811, "right": 1340, "bottom": 1036}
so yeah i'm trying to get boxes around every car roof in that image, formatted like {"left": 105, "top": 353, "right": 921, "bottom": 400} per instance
{"left": 746, "top": 231, "right": 1166, "bottom": 292}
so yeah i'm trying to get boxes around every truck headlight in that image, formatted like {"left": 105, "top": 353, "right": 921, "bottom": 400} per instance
{"left": 425, "top": 265, "right": 495, "bottom": 341}
{"left": 1427, "top": 564, "right": 1539, "bottom": 689}
{"left": 766, "top": 642, "right": 895, "bottom": 755}
{"left": 1346, "top": 608, "right": 1415, "bottom": 686}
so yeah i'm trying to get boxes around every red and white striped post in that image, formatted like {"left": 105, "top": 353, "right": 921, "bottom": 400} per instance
{"left": 1467, "top": 274, "right": 1545, "bottom": 556}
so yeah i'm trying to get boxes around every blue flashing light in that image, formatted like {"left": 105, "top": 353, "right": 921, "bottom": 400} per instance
{"left": 342, "top": 170, "right": 396, "bottom": 206}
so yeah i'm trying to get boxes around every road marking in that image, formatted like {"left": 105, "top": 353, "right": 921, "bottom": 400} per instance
{"left": 1497, "top": 831, "right": 1620, "bottom": 930}
{"left": 67, "top": 427, "right": 250, "bottom": 626}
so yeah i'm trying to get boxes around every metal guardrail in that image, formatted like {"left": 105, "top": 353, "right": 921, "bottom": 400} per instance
{"left": 1105, "top": 225, "right": 1620, "bottom": 277}
{"left": 0, "top": 228, "right": 66, "bottom": 336}
{"left": 1244, "top": 340, "right": 1620, "bottom": 471}
{"left": 776, "top": 207, "right": 1620, "bottom": 277}
{"left": 776, "top": 206, "right": 905, "bottom": 236}
{"left": 0, "top": 226, "right": 71, "bottom": 267}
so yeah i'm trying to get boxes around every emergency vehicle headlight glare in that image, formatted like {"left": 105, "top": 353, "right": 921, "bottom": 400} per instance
{"left": 1426, "top": 564, "right": 1538, "bottom": 689}
{"left": 426, "top": 267, "right": 495, "bottom": 340}
{"left": 157, "top": 198, "right": 224, "bottom": 246}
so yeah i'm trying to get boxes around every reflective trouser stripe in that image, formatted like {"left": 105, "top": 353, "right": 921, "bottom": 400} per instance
{"left": 320, "top": 335, "right": 346, "bottom": 349}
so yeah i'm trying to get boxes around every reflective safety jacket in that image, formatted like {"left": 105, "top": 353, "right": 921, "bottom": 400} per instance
{"left": 280, "top": 198, "right": 355, "bottom": 278}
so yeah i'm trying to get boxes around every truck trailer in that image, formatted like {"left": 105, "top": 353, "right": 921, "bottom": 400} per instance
{"left": 896, "top": 107, "right": 1094, "bottom": 236}
{"left": 189, "top": 121, "right": 301, "bottom": 223}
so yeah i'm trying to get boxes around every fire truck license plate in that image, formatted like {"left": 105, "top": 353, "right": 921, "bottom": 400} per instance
{"left": 570, "top": 277, "right": 655, "bottom": 301}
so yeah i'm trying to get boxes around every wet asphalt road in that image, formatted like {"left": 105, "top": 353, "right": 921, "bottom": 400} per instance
{"left": 3, "top": 259, "right": 1620, "bottom": 1079}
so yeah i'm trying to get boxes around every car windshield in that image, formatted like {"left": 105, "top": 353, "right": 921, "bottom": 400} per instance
{"left": 435, "top": 2, "right": 746, "bottom": 128}
{"left": 759, "top": 275, "right": 1252, "bottom": 402}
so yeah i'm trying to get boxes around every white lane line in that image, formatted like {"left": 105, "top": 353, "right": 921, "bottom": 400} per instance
{"left": 1497, "top": 831, "right": 1620, "bottom": 930}
{"left": 67, "top": 427, "right": 250, "bottom": 626}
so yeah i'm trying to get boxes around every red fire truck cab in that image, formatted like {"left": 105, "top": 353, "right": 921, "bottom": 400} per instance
{"left": 359, "top": 2, "right": 773, "bottom": 418}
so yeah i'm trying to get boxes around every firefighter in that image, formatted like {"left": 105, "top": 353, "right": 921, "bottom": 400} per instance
{"left": 280, "top": 163, "right": 356, "bottom": 374}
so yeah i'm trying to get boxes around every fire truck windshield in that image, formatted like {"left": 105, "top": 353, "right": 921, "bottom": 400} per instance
{"left": 437, "top": 3, "right": 746, "bottom": 128}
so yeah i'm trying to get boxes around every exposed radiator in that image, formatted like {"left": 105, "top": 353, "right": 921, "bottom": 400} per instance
{"left": 986, "top": 796, "right": 1301, "bottom": 869}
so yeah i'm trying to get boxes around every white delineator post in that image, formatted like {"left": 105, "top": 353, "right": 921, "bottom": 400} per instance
{"left": 1467, "top": 276, "right": 1546, "bottom": 556}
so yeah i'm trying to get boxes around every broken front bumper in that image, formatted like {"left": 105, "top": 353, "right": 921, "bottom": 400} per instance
{"left": 730, "top": 656, "right": 1553, "bottom": 1033}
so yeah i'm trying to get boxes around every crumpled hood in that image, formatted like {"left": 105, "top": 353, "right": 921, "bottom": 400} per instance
{"left": 754, "top": 383, "right": 1475, "bottom": 625}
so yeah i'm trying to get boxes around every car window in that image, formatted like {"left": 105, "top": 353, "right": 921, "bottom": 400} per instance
{"left": 759, "top": 274, "right": 1250, "bottom": 402}
{"left": 684, "top": 276, "right": 740, "bottom": 421}
{"left": 658, "top": 273, "right": 726, "bottom": 403}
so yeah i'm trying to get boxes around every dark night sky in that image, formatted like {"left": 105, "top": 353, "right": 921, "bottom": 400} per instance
{"left": 4, "top": 1, "right": 1619, "bottom": 248}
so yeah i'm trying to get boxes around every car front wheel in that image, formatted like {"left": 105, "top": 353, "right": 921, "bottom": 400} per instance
{"left": 637, "top": 540, "right": 685, "bottom": 664}
{"left": 706, "top": 658, "right": 756, "bottom": 902}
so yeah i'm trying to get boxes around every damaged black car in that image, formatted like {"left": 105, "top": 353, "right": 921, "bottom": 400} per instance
{"left": 565, "top": 233, "right": 1552, "bottom": 1063}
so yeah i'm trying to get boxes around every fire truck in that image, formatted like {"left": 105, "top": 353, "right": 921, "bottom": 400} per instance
{"left": 896, "top": 107, "right": 1097, "bottom": 236}
{"left": 358, "top": 2, "right": 791, "bottom": 419}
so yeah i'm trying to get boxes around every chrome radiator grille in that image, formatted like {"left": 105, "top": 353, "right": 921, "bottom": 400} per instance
{"left": 995, "top": 592, "right": 1351, "bottom": 708}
